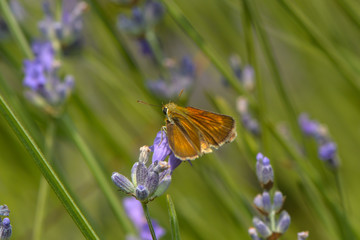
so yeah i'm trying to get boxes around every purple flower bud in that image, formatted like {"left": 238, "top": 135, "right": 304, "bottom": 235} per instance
{"left": 0, "top": 205, "right": 10, "bottom": 217}
{"left": 139, "top": 145, "right": 151, "bottom": 163}
{"left": 318, "top": 142, "right": 337, "bottom": 161}
{"left": 132, "top": 7, "right": 143, "bottom": 24}
{"left": 145, "top": 171, "right": 160, "bottom": 197}
{"left": 242, "top": 114, "right": 260, "bottom": 136}
{"left": 0, "top": 217, "right": 12, "bottom": 240}
{"left": 180, "top": 56, "right": 195, "bottom": 77}
{"left": 136, "top": 163, "right": 148, "bottom": 186}
{"left": 262, "top": 192, "right": 271, "bottom": 214}
{"left": 242, "top": 65, "right": 255, "bottom": 90}
{"left": 135, "top": 185, "right": 149, "bottom": 201}
{"left": 248, "top": 227, "right": 261, "bottom": 240}
{"left": 276, "top": 210, "right": 291, "bottom": 234}
{"left": 229, "top": 55, "right": 242, "bottom": 80}
{"left": 253, "top": 217, "right": 272, "bottom": 238}
{"left": 255, "top": 154, "right": 274, "bottom": 190}
{"left": 152, "top": 161, "right": 169, "bottom": 173}
{"left": 273, "top": 191, "right": 284, "bottom": 212}
{"left": 253, "top": 194, "right": 263, "bottom": 211}
{"left": 32, "top": 41, "right": 54, "bottom": 71}
{"left": 260, "top": 158, "right": 274, "bottom": 190}
{"left": 152, "top": 174, "right": 171, "bottom": 199}
{"left": 23, "top": 59, "right": 47, "bottom": 91}
{"left": 131, "top": 162, "right": 139, "bottom": 185}
{"left": 147, "top": 56, "right": 195, "bottom": 99}
{"left": 298, "top": 231, "right": 309, "bottom": 240}
{"left": 256, "top": 153, "right": 264, "bottom": 180}
{"left": 111, "top": 172, "right": 135, "bottom": 194}
{"left": 118, "top": 0, "right": 164, "bottom": 36}
{"left": 138, "top": 38, "right": 152, "bottom": 56}
{"left": 144, "top": 0, "right": 165, "bottom": 26}
{"left": 298, "top": 113, "right": 319, "bottom": 137}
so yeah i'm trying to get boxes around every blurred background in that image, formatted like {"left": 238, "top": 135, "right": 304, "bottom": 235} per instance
{"left": 1, "top": 0, "right": 360, "bottom": 239}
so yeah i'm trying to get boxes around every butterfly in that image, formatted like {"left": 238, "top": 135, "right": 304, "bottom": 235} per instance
{"left": 162, "top": 102, "right": 237, "bottom": 160}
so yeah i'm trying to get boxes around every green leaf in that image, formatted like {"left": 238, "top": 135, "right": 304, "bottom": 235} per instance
{"left": 167, "top": 194, "right": 181, "bottom": 240}
{"left": 0, "top": 94, "right": 99, "bottom": 240}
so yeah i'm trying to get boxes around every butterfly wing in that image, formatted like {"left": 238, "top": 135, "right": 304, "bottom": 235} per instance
{"left": 166, "top": 117, "right": 202, "bottom": 160}
{"left": 165, "top": 105, "right": 237, "bottom": 161}
{"left": 184, "top": 107, "right": 237, "bottom": 148}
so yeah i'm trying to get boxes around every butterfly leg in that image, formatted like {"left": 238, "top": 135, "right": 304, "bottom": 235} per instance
{"left": 158, "top": 126, "right": 167, "bottom": 147}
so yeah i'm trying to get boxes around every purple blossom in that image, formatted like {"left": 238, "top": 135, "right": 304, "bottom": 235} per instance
{"left": 23, "top": 59, "right": 47, "bottom": 90}
{"left": 38, "top": 1, "right": 86, "bottom": 46}
{"left": 298, "top": 113, "right": 320, "bottom": 137}
{"left": 138, "top": 38, "right": 152, "bottom": 56}
{"left": 23, "top": 41, "right": 74, "bottom": 109}
{"left": 117, "top": 0, "right": 164, "bottom": 36}
{"left": 226, "top": 54, "right": 255, "bottom": 90}
{"left": 147, "top": 56, "right": 195, "bottom": 99}
{"left": 318, "top": 142, "right": 337, "bottom": 161}
{"left": 299, "top": 113, "right": 339, "bottom": 167}
{"left": 150, "top": 131, "right": 182, "bottom": 172}
{"left": 123, "top": 197, "right": 165, "bottom": 240}
{"left": 32, "top": 41, "right": 55, "bottom": 70}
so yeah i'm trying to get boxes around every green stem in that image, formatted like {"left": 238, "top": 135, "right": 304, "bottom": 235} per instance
{"left": 0, "top": 94, "right": 99, "bottom": 239}
{"left": 61, "top": 114, "right": 136, "bottom": 234}
{"left": 167, "top": 195, "right": 181, "bottom": 240}
{"left": 278, "top": 0, "right": 360, "bottom": 95}
{"left": 142, "top": 203, "right": 157, "bottom": 240}
{"left": 160, "top": 0, "right": 246, "bottom": 97}
{"left": 243, "top": 0, "right": 302, "bottom": 142}
{"left": 333, "top": 169, "right": 347, "bottom": 218}
{"left": 33, "top": 121, "right": 56, "bottom": 240}
{"left": 145, "top": 31, "right": 166, "bottom": 73}
{"left": 32, "top": 178, "right": 50, "bottom": 240}
{"left": 240, "top": 0, "right": 267, "bottom": 152}
{"left": 269, "top": 209, "right": 276, "bottom": 231}
{"left": 0, "top": 0, "right": 33, "bottom": 59}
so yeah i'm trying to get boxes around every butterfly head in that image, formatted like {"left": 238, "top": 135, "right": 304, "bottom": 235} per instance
{"left": 162, "top": 102, "right": 179, "bottom": 123}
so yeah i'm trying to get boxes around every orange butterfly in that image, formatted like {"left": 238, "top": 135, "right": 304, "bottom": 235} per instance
{"left": 162, "top": 102, "right": 237, "bottom": 160}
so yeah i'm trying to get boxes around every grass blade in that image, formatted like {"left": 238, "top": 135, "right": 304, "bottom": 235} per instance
{"left": 0, "top": 94, "right": 99, "bottom": 240}
{"left": 167, "top": 194, "right": 181, "bottom": 240}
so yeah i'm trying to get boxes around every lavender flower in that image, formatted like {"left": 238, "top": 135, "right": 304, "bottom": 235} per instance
{"left": 0, "top": 218, "right": 12, "bottom": 240}
{"left": 150, "top": 131, "right": 182, "bottom": 172}
{"left": 23, "top": 41, "right": 74, "bottom": 115}
{"left": 117, "top": 0, "right": 164, "bottom": 36}
{"left": 299, "top": 113, "right": 339, "bottom": 167}
{"left": 0, "top": 205, "right": 12, "bottom": 240}
{"left": 298, "top": 113, "right": 320, "bottom": 137}
{"left": 123, "top": 197, "right": 165, "bottom": 240}
{"left": 298, "top": 231, "right": 309, "bottom": 240}
{"left": 147, "top": 56, "right": 196, "bottom": 99}
{"left": 236, "top": 97, "right": 260, "bottom": 136}
{"left": 226, "top": 55, "right": 255, "bottom": 91}
{"left": 249, "top": 153, "right": 291, "bottom": 240}
{"left": 112, "top": 131, "right": 182, "bottom": 203}
{"left": 0, "top": 206, "right": 10, "bottom": 217}
{"left": 255, "top": 153, "right": 274, "bottom": 190}
{"left": 38, "top": 1, "right": 87, "bottom": 47}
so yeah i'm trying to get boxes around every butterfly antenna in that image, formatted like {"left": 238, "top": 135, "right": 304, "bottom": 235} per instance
{"left": 137, "top": 100, "right": 161, "bottom": 107}
{"left": 174, "top": 89, "right": 184, "bottom": 102}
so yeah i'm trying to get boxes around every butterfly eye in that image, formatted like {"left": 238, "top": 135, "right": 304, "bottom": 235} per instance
{"left": 162, "top": 107, "right": 168, "bottom": 115}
